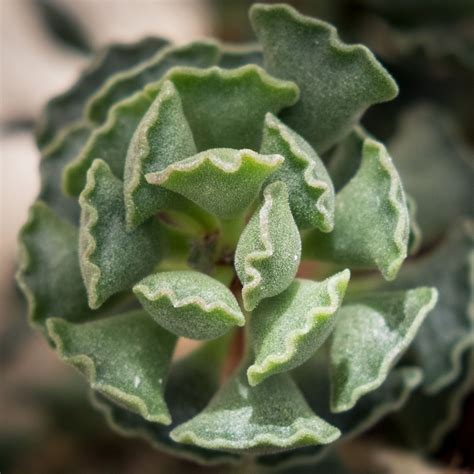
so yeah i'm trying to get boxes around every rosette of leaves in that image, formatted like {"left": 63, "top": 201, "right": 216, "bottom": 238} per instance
{"left": 17, "top": 3, "right": 450, "bottom": 471}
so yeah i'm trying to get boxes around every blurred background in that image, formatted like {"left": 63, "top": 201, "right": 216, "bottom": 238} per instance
{"left": 1, "top": 1, "right": 473, "bottom": 473}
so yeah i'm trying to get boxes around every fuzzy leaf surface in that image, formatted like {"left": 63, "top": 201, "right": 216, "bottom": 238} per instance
{"left": 91, "top": 337, "right": 240, "bottom": 465}
{"left": 248, "top": 270, "right": 350, "bottom": 386}
{"left": 171, "top": 365, "right": 340, "bottom": 455}
{"left": 304, "top": 138, "right": 409, "bottom": 281}
{"left": 123, "top": 80, "right": 197, "bottom": 229}
{"left": 235, "top": 181, "right": 301, "bottom": 311}
{"left": 330, "top": 287, "right": 438, "bottom": 413}
{"left": 147, "top": 148, "right": 283, "bottom": 219}
{"left": 260, "top": 113, "right": 335, "bottom": 231}
{"left": 36, "top": 37, "right": 169, "bottom": 148}
{"left": 79, "top": 159, "right": 161, "bottom": 309}
{"left": 133, "top": 270, "right": 244, "bottom": 340}
{"left": 250, "top": 3, "right": 398, "bottom": 152}
{"left": 86, "top": 41, "right": 220, "bottom": 124}
{"left": 146, "top": 64, "right": 299, "bottom": 151}
{"left": 47, "top": 310, "right": 176, "bottom": 424}
{"left": 16, "top": 202, "right": 95, "bottom": 334}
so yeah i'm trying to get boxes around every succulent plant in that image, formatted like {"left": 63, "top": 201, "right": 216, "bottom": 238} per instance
{"left": 16, "top": 2, "right": 473, "bottom": 471}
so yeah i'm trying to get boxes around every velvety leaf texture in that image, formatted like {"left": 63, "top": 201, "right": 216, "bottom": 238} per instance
{"left": 17, "top": 1, "right": 450, "bottom": 466}
{"left": 123, "top": 80, "right": 197, "bottom": 230}
{"left": 133, "top": 270, "right": 245, "bottom": 340}
{"left": 330, "top": 287, "right": 438, "bottom": 412}
{"left": 304, "top": 138, "right": 409, "bottom": 281}
{"left": 146, "top": 148, "right": 283, "bottom": 219}
{"left": 145, "top": 64, "right": 299, "bottom": 151}
{"left": 91, "top": 337, "right": 240, "bottom": 465}
{"left": 250, "top": 3, "right": 398, "bottom": 153}
{"left": 235, "top": 181, "right": 301, "bottom": 311}
{"left": 248, "top": 271, "right": 350, "bottom": 386}
{"left": 47, "top": 310, "right": 177, "bottom": 424}
{"left": 171, "top": 365, "right": 340, "bottom": 455}
{"left": 79, "top": 159, "right": 161, "bottom": 309}
{"left": 260, "top": 113, "right": 335, "bottom": 231}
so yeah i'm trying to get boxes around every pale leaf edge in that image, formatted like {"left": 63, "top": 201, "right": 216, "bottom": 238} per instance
{"left": 247, "top": 270, "right": 350, "bottom": 386}
{"left": 46, "top": 317, "right": 172, "bottom": 425}
{"left": 331, "top": 287, "right": 438, "bottom": 413}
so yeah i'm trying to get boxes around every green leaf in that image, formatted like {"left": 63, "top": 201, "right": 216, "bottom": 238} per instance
{"left": 133, "top": 270, "right": 244, "bottom": 340}
{"left": 248, "top": 270, "right": 350, "bottom": 386}
{"left": 250, "top": 3, "right": 398, "bottom": 153}
{"left": 330, "top": 287, "right": 438, "bottom": 413}
{"left": 36, "top": 37, "right": 169, "bottom": 148}
{"left": 260, "top": 113, "right": 335, "bottom": 231}
{"left": 16, "top": 202, "right": 95, "bottom": 334}
{"left": 304, "top": 137, "right": 409, "bottom": 281}
{"left": 235, "top": 181, "right": 301, "bottom": 311}
{"left": 389, "top": 104, "right": 474, "bottom": 244}
{"left": 145, "top": 64, "right": 299, "bottom": 151}
{"left": 218, "top": 43, "right": 263, "bottom": 68}
{"left": 170, "top": 365, "right": 340, "bottom": 455}
{"left": 389, "top": 221, "right": 474, "bottom": 393}
{"left": 389, "top": 349, "right": 474, "bottom": 452}
{"left": 86, "top": 41, "right": 220, "bottom": 125}
{"left": 39, "top": 122, "right": 91, "bottom": 222}
{"left": 64, "top": 88, "right": 154, "bottom": 197}
{"left": 258, "top": 353, "right": 422, "bottom": 470}
{"left": 47, "top": 310, "right": 176, "bottom": 424}
{"left": 123, "top": 80, "right": 197, "bottom": 230}
{"left": 146, "top": 148, "right": 284, "bottom": 219}
{"left": 328, "top": 128, "right": 422, "bottom": 255}
{"left": 91, "top": 336, "right": 241, "bottom": 466}
{"left": 79, "top": 159, "right": 161, "bottom": 309}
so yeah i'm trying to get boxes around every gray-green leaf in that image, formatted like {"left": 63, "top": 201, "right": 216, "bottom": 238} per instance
{"left": 133, "top": 270, "right": 245, "bottom": 340}
{"left": 248, "top": 270, "right": 350, "bottom": 386}
{"left": 16, "top": 202, "right": 95, "bottom": 334}
{"left": 330, "top": 287, "right": 438, "bottom": 413}
{"left": 171, "top": 365, "right": 340, "bottom": 455}
{"left": 260, "top": 113, "right": 335, "bottom": 231}
{"left": 146, "top": 148, "right": 283, "bottom": 219}
{"left": 250, "top": 3, "right": 398, "bottom": 153}
{"left": 235, "top": 181, "right": 301, "bottom": 311}
{"left": 123, "top": 80, "right": 197, "bottom": 230}
{"left": 304, "top": 137, "right": 409, "bottom": 281}
{"left": 79, "top": 159, "right": 161, "bottom": 309}
{"left": 47, "top": 310, "right": 177, "bottom": 424}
